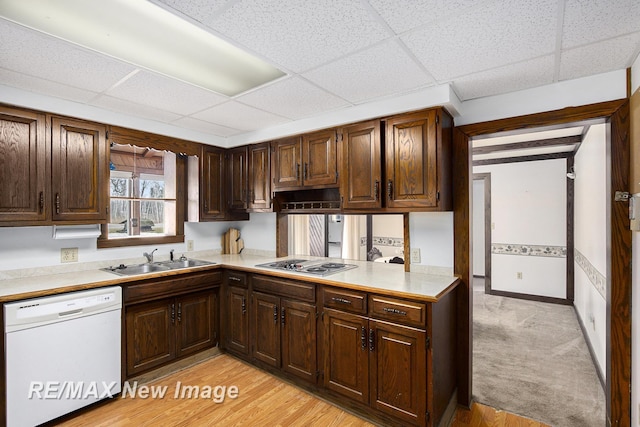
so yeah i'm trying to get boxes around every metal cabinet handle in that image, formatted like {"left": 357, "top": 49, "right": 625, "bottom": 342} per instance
{"left": 241, "top": 297, "right": 246, "bottom": 315}
{"left": 369, "top": 328, "right": 375, "bottom": 351}
{"left": 383, "top": 307, "right": 407, "bottom": 316}
{"left": 171, "top": 303, "right": 175, "bottom": 324}
{"left": 273, "top": 305, "right": 278, "bottom": 323}
{"left": 361, "top": 326, "right": 367, "bottom": 349}
{"left": 387, "top": 180, "right": 393, "bottom": 200}
{"left": 331, "top": 297, "right": 352, "bottom": 305}
{"left": 304, "top": 163, "right": 308, "bottom": 179}
{"left": 296, "top": 163, "right": 301, "bottom": 180}
{"left": 177, "top": 302, "right": 182, "bottom": 323}
{"left": 39, "top": 191, "right": 44, "bottom": 213}
{"left": 55, "top": 193, "right": 60, "bottom": 214}
{"left": 374, "top": 180, "right": 380, "bottom": 201}
{"left": 229, "top": 276, "right": 242, "bottom": 282}
{"left": 281, "top": 307, "right": 286, "bottom": 325}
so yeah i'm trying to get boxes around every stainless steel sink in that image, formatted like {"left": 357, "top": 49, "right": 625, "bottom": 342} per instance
{"left": 102, "top": 259, "right": 215, "bottom": 276}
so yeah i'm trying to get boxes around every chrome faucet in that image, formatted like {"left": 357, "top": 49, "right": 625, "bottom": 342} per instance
{"left": 143, "top": 248, "right": 158, "bottom": 263}
{"left": 170, "top": 249, "right": 175, "bottom": 261}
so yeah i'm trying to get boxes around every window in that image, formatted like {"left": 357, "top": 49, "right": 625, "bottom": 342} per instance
{"left": 99, "top": 143, "right": 184, "bottom": 247}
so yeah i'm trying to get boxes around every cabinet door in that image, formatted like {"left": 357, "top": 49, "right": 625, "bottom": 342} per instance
{"left": 176, "top": 290, "right": 218, "bottom": 358}
{"left": 51, "top": 117, "right": 107, "bottom": 221}
{"left": 385, "top": 110, "right": 438, "bottom": 208}
{"left": 226, "top": 286, "right": 250, "bottom": 356}
{"left": 248, "top": 143, "right": 271, "bottom": 211}
{"left": 251, "top": 292, "right": 281, "bottom": 368}
{"left": 302, "top": 129, "right": 337, "bottom": 187}
{"left": 126, "top": 299, "right": 175, "bottom": 376}
{"left": 281, "top": 299, "right": 317, "bottom": 383}
{"left": 200, "top": 145, "right": 226, "bottom": 220}
{"left": 323, "top": 309, "right": 369, "bottom": 404}
{"left": 341, "top": 120, "right": 381, "bottom": 209}
{"left": 369, "top": 320, "right": 427, "bottom": 426}
{"left": 228, "top": 146, "right": 248, "bottom": 211}
{"left": 0, "top": 106, "right": 47, "bottom": 222}
{"left": 272, "top": 136, "right": 302, "bottom": 189}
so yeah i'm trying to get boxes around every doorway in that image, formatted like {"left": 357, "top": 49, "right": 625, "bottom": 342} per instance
{"left": 454, "top": 100, "right": 631, "bottom": 425}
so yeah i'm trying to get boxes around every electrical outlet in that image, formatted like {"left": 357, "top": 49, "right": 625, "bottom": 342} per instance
{"left": 516, "top": 272, "right": 523, "bottom": 279}
{"left": 61, "top": 247, "right": 78, "bottom": 263}
{"left": 187, "top": 240, "right": 194, "bottom": 251}
{"left": 410, "top": 248, "right": 421, "bottom": 263}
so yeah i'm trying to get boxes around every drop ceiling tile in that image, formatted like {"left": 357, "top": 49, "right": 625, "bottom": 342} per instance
{"left": 402, "top": 0, "right": 557, "bottom": 81}
{"left": 105, "top": 70, "right": 228, "bottom": 116}
{"left": 452, "top": 55, "right": 555, "bottom": 101}
{"left": 154, "top": 0, "right": 232, "bottom": 24}
{"left": 368, "top": 0, "right": 484, "bottom": 34}
{"left": 303, "top": 40, "right": 434, "bottom": 104}
{"left": 0, "top": 18, "right": 136, "bottom": 92}
{"left": 210, "top": 0, "right": 390, "bottom": 72}
{"left": 474, "top": 145, "right": 576, "bottom": 161}
{"left": 473, "top": 126, "right": 584, "bottom": 147}
{"left": 559, "top": 32, "right": 640, "bottom": 81}
{"left": 0, "top": 68, "right": 99, "bottom": 103}
{"left": 192, "top": 101, "right": 290, "bottom": 131}
{"left": 237, "top": 77, "right": 350, "bottom": 119}
{"left": 91, "top": 95, "right": 182, "bottom": 123}
{"left": 562, "top": 0, "right": 640, "bottom": 48}
{"left": 172, "top": 116, "right": 244, "bottom": 137}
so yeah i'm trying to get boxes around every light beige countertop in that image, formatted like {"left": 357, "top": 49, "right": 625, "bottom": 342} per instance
{"left": 0, "top": 253, "right": 459, "bottom": 304}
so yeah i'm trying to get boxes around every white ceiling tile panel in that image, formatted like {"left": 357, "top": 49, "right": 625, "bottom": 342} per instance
{"left": 473, "top": 145, "right": 577, "bottom": 160}
{"left": 368, "top": 0, "right": 484, "bottom": 34}
{"left": 473, "top": 126, "right": 584, "bottom": 146}
{"left": 105, "top": 70, "right": 228, "bottom": 116}
{"left": 237, "top": 77, "right": 350, "bottom": 119}
{"left": 192, "top": 101, "right": 290, "bottom": 131}
{"left": 452, "top": 55, "right": 555, "bottom": 101}
{"left": 210, "top": 0, "right": 390, "bottom": 72}
{"left": 401, "top": 0, "right": 557, "bottom": 81}
{"left": 172, "top": 116, "right": 244, "bottom": 137}
{"left": 559, "top": 32, "right": 640, "bottom": 81}
{"left": 154, "top": 0, "right": 232, "bottom": 24}
{"left": 0, "top": 68, "right": 99, "bottom": 103}
{"left": 0, "top": 19, "right": 136, "bottom": 93}
{"left": 303, "top": 40, "right": 434, "bottom": 104}
{"left": 562, "top": 0, "right": 640, "bottom": 48}
{"left": 91, "top": 95, "right": 182, "bottom": 123}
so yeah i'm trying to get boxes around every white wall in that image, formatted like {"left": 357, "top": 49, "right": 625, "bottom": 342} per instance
{"left": 372, "top": 215, "right": 404, "bottom": 258}
{"left": 573, "top": 124, "right": 607, "bottom": 376}
{"left": 472, "top": 179, "right": 485, "bottom": 276}
{"left": 631, "top": 51, "right": 640, "bottom": 427}
{"left": 409, "top": 212, "right": 454, "bottom": 269}
{"left": 474, "top": 159, "right": 567, "bottom": 298}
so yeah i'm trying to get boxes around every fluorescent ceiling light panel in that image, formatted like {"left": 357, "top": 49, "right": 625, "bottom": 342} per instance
{"left": 0, "top": 0, "right": 285, "bottom": 96}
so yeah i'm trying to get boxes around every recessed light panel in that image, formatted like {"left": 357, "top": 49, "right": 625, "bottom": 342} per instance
{"left": 0, "top": 0, "right": 285, "bottom": 96}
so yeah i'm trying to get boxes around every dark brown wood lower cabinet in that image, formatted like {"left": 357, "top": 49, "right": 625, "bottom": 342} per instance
{"left": 225, "top": 285, "right": 249, "bottom": 356}
{"left": 323, "top": 309, "right": 427, "bottom": 426}
{"left": 251, "top": 291, "right": 317, "bottom": 383}
{"left": 126, "top": 289, "right": 218, "bottom": 377}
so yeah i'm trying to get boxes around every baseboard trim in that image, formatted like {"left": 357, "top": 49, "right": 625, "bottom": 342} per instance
{"left": 574, "top": 307, "right": 606, "bottom": 390}
{"left": 487, "top": 289, "right": 572, "bottom": 305}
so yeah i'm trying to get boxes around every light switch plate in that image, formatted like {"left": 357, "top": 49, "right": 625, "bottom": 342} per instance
{"left": 187, "top": 240, "right": 194, "bottom": 251}
{"left": 410, "top": 248, "right": 421, "bottom": 264}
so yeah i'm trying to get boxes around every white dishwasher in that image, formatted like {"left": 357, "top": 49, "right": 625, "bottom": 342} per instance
{"left": 4, "top": 286, "right": 122, "bottom": 427}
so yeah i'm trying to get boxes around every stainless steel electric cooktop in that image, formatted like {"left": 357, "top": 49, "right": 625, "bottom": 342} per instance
{"left": 255, "top": 259, "right": 357, "bottom": 276}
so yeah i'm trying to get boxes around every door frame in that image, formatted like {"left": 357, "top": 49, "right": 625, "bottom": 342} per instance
{"left": 453, "top": 99, "right": 631, "bottom": 426}
{"left": 472, "top": 173, "right": 492, "bottom": 294}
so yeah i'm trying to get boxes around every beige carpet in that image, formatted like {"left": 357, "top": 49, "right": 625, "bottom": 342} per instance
{"left": 472, "top": 279, "right": 606, "bottom": 427}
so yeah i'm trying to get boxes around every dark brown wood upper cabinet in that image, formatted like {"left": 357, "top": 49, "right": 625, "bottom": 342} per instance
{"left": 227, "top": 146, "right": 248, "bottom": 211}
{"left": 0, "top": 106, "right": 48, "bottom": 223}
{"left": 272, "top": 130, "right": 338, "bottom": 191}
{"left": 248, "top": 142, "right": 272, "bottom": 211}
{"left": 384, "top": 109, "right": 452, "bottom": 211}
{"left": 340, "top": 120, "right": 382, "bottom": 209}
{"left": 51, "top": 116, "right": 108, "bottom": 222}
{"left": 200, "top": 145, "right": 226, "bottom": 220}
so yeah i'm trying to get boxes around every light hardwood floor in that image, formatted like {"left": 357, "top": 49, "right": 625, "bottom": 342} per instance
{"left": 56, "top": 354, "right": 548, "bottom": 427}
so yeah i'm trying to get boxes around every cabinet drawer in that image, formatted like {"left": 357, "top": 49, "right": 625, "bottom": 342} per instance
{"left": 322, "top": 287, "right": 367, "bottom": 314}
{"left": 125, "top": 271, "right": 222, "bottom": 304}
{"left": 368, "top": 295, "right": 426, "bottom": 328}
{"left": 226, "top": 270, "right": 248, "bottom": 288}
{"left": 252, "top": 275, "right": 315, "bottom": 302}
